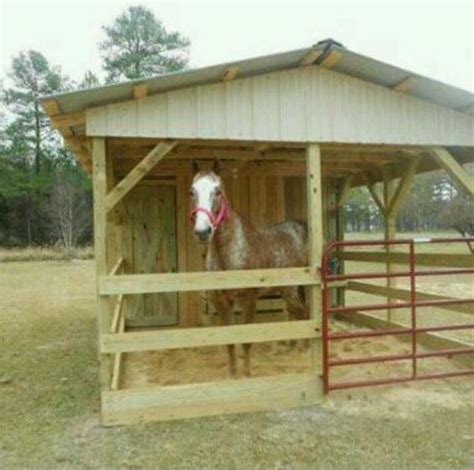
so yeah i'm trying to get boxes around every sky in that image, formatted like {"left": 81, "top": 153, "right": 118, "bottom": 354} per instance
{"left": 0, "top": 0, "right": 473, "bottom": 92}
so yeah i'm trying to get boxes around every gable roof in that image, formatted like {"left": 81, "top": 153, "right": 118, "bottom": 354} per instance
{"left": 40, "top": 39, "right": 474, "bottom": 116}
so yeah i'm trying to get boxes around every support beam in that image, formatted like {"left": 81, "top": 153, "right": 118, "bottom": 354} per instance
{"left": 300, "top": 48, "right": 323, "bottom": 66}
{"left": 133, "top": 84, "right": 148, "bottom": 99}
{"left": 383, "top": 168, "right": 397, "bottom": 322}
{"left": 41, "top": 99, "right": 61, "bottom": 115}
{"left": 221, "top": 67, "right": 239, "bottom": 81}
{"left": 105, "top": 141, "right": 177, "bottom": 212}
{"left": 306, "top": 144, "right": 324, "bottom": 377}
{"left": 92, "top": 138, "right": 112, "bottom": 391}
{"left": 337, "top": 175, "right": 353, "bottom": 207}
{"left": 50, "top": 111, "right": 85, "bottom": 129}
{"left": 392, "top": 76, "right": 417, "bottom": 93}
{"left": 429, "top": 147, "right": 474, "bottom": 198}
{"left": 387, "top": 157, "right": 421, "bottom": 216}
{"left": 364, "top": 173, "right": 386, "bottom": 217}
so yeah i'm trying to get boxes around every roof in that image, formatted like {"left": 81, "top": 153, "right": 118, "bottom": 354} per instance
{"left": 40, "top": 39, "right": 474, "bottom": 116}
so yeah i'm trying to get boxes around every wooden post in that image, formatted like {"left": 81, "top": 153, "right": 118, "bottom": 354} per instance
{"left": 306, "top": 144, "right": 324, "bottom": 378}
{"left": 92, "top": 138, "right": 112, "bottom": 395}
{"left": 383, "top": 169, "right": 397, "bottom": 322}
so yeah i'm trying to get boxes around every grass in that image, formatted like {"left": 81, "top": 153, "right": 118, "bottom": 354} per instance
{"left": 0, "top": 245, "right": 93, "bottom": 262}
{"left": 0, "top": 233, "right": 473, "bottom": 469}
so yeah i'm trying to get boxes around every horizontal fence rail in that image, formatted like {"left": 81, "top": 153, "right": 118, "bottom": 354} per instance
{"left": 101, "top": 319, "right": 318, "bottom": 353}
{"left": 321, "top": 237, "right": 474, "bottom": 393}
{"left": 100, "top": 266, "right": 319, "bottom": 295}
{"left": 101, "top": 373, "right": 321, "bottom": 425}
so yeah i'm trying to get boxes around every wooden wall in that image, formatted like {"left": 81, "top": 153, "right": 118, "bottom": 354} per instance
{"left": 87, "top": 66, "right": 473, "bottom": 146}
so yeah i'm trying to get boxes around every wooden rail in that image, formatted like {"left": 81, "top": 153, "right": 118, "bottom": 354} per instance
{"left": 100, "top": 267, "right": 319, "bottom": 295}
{"left": 101, "top": 373, "right": 322, "bottom": 425}
{"left": 340, "top": 251, "right": 474, "bottom": 268}
{"left": 347, "top": 281, "right": 473, "bottom": 315}
{"left": 101, "top": 319, "right": 318, "bottom": 353}
{"left": 343, "top": 311, "right": 474, "bottom": 369}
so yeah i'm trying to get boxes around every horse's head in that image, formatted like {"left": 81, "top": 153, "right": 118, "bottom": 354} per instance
{"left": 189, "top": 160, "right": 228, "bottom": 243}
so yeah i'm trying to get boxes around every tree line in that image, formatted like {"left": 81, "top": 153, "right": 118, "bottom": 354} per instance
{"left": 1, "top": 5, "right": 472, "bottom": 252}
{"left": 0, "top": 6, "right": 189, "bottom": 252}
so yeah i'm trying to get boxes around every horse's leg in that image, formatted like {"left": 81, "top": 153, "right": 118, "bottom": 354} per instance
{"left": 211, "top": 292, "right": 236, "bottom": 377}
{"left": 281, "top": 287, "right": 308, "bottom": 348}
{"left": 238, "top": 296, "right": 256, "bottom": 377}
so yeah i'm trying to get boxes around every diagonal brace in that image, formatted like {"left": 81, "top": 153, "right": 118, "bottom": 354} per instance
{"left": 106, "top": 141, "right": 177, "bottom": 212}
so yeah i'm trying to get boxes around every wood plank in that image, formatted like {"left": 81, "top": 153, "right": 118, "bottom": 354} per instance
{"left": 92, "top": 138, "right": 112, "bottom": 389}
{"left": 345, "top": 311, "right": 474, "bottom": 368}
{"left": 101, "top": 373, "right": 322, "bottom": 425}
{"left": 109, "top": 294, "right": 125, "bottom": 333}
{"left": 41, "top": 99, "right": 61, "bottom": 115}
{"left": 429, "top": 147, "right": 474, "bottom": 197}
{"left": 102, "top": 319, "right": 318, "bottom": 353}
{"left": 337, "top": 175, "right": 353, "bottom": 207}
{"left": 109, "top": 257, "right": 124, "bottom": 276}
{"left": 347, "top": 281, "right": 473, "bottom": 315}
{"left": 340, "top": 251, "right": 474, "bottom": 268}
{"left": 387, "top": 157, "right": 421, "bottom": 216}
{"left": 299, "top": 48, "right": 323, "bottom": 66}
{"left": 320, "top": 50, "right": 342, "bottom": 68}
{"left": 100, "top": 267, "right": 319, "bottom": 295}
{"left": 133, "top": 84, "right": 148, "bottom": 99}
{"left": 306, "top": 144, "right": 324, "bottom": 376}
{"left": 106, "top": 141, "right": 177, "bottom": 212}
{"left": 222, "top": 66, "right": 239, "bottom": 81}
{"left": 392, "top": 76, "right": 417, "bottom": 93}
{"left": 110, "top": 311, "right": 125, "bottom": 390}
{"left": 50, "top": 111, "right": 85, "bottom": 129}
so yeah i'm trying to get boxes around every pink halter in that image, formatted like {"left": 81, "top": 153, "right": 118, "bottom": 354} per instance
{"left": 189, "top": 195, "right": 229, "bottom": 229}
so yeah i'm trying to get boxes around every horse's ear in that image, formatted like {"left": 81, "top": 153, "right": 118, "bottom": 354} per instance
{"left": 213, "top": 159, "right": 222, "bottom": 175}
{"left": 192, "top": 160, "right": 199, "bottom": 174}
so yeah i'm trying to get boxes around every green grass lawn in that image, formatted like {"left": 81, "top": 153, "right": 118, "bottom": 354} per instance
{"left": 1, "top": 235, "right": 473, "bottom": 469}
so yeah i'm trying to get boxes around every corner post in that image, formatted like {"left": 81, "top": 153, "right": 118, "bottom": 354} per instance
{"left": 92, "top": 137, "right": 112, "bottom": 393}
{"left": 306, "top": 144, "right": 324, "bottom": 379}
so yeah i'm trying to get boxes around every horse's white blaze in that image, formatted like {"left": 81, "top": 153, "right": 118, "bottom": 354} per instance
{"left": 192, "top": 175, "right": 219, "bottom": 233}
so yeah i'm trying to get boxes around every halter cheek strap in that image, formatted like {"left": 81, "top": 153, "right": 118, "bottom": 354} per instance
{"left": 190, "top": 196, "right": 229, "bottom": 229}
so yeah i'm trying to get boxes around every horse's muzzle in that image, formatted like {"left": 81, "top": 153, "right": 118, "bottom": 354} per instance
{"left": 195, "top": 227, "right": 212, "bottom": 242}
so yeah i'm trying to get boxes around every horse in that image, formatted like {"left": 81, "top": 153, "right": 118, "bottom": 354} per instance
{"left": 189, "top": 161, "right": 308, "bottom": 377}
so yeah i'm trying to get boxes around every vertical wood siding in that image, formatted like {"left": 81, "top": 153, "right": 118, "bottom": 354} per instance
{"left": 87, "top": 66, "right": 474, "bottom": 146}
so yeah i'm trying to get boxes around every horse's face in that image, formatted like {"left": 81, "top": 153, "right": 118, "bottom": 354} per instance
{"left": 190, "top": 171, "right": 225, "bottom": 242}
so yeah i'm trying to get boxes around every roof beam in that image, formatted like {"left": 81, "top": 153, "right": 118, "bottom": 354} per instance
{"left": 50, "top": 111, "right": 85, "bottom": 130}
{"left": 299, "top": 48, "right": 324, "bottom": 66}
{"left": 222, "top": 67, "right": 239, "bottom": 81}
{"left": 319, "top": 50, "right": 342, "bottom": 69}
{"left": 42, "top": 99, "right": 61, "bottom": 116}
{"left": 133, "top": 83, "right": 148, "bottom": 99}
{"left": 393, "top": 76, "right": 417, "bottom": 93}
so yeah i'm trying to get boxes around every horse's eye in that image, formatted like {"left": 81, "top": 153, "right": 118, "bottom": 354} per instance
{"left": 215, "top": 188, "right": 221, "bottom": 196}
{"left": 189, "top": 189, "right": 194, "bottom": 197}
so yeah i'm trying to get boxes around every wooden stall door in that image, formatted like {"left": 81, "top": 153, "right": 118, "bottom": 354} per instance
{"left": 123, "top": 186, "right": 178, "bottom": 327}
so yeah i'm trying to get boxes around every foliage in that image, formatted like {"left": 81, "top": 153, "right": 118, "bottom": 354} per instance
{"left": 99, "top": 5, "right": 190, "bottom": 83}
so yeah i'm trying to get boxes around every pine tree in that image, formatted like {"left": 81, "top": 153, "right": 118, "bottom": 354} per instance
{"left": 100, "top": 5, "right": 190, "bottom": 83}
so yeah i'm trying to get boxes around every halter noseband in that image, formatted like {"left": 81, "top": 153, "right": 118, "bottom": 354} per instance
{"left": 189, "top": 195, "right": 229, "bottom": 229}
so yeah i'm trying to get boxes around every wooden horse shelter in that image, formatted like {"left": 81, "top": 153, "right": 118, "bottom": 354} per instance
{"left": 40, "top": 39, "right": 474, "bottom": 425}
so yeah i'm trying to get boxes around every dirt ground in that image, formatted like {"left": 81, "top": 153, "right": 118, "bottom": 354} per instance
{"left": 1, "top": 235, "right": 473, "bottom": 469}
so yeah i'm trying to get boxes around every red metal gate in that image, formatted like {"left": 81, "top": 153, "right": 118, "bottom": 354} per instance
{"left": 321, "top": 237, "right": 474, "bottom": 393}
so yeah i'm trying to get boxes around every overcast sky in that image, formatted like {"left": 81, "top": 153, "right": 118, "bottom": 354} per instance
{"left": 0, "top": 0, "right": 473, "bottom": 91}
